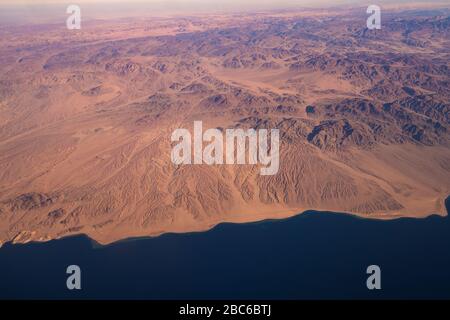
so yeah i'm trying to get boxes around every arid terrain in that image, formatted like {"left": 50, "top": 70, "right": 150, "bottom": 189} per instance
{"left": 0, "top": 6, "right": 449, "bottom": 246}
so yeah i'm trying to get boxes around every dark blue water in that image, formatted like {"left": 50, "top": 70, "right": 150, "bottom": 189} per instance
{"left": 1, "top": 198, "right": 449, "bottom": 300}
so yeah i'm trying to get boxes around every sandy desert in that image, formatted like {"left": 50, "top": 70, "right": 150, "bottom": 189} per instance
{"left": 0, "top": 5, "right": 449, "bottom": 246}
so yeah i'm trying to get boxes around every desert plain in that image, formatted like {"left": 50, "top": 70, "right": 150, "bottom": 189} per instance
{"left": 0, "top": 5, "right": 449, "bottom": 246}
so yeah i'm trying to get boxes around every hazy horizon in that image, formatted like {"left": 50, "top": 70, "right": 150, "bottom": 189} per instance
{"left": 0, "top": 0, "right": 448, "bottom": 25}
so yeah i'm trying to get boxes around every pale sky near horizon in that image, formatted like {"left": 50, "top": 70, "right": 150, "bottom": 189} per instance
{"left": 1, "top": 0, "right": 444, "bottom": 6}
{"left": 1, "top": 0, "right": 446, "bottom": 8}
{"left": 0, "top": 0, "right": 354, "bottom": 4}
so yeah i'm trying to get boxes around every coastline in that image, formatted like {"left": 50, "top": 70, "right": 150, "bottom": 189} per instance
{"left": 2, "top": 195, "right": 449, "bottom": 250}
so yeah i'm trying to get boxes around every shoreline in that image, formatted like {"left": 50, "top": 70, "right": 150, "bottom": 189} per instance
{"left": 2, "top": 195, "right": 449, "bottom": 250}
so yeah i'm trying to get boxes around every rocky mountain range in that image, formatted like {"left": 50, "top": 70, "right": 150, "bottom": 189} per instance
{"left": 0, "top": 6, "right": 449, "bottom": 246}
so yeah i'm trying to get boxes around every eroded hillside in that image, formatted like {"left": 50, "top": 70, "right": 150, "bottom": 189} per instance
{"left": 0, "top": 8, "right": 449, "bottom": 246}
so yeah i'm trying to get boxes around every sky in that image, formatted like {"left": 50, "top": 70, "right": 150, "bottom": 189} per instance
{"left": 2, "top": 0, "right": 442, "bottom": 7}
{"left": 0, "top": 0, "right": 363, "bottom": 4}
{"left": 0, "top": 0, "right": 367, "bottom": 9}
